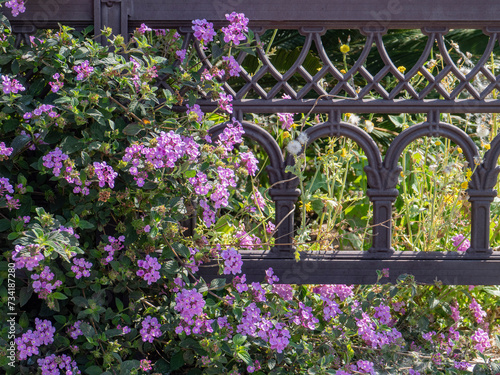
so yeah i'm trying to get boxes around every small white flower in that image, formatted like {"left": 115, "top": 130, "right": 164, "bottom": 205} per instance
{"left": 347, "top": 114, "right": 360, "bottom": 125}
{"left": 286, "top": 140, "right": 302, "bottom": 155}
{"left": 297, "top": 132, "right": 309, "bottom": 145}
{"left": 365, "top": 120, "right": 374, "bottom": 133}
{"left": 477, "top": 124, "right": 490, "bottom": 138}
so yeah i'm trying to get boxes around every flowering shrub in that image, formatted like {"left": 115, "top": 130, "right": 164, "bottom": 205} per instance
{"left": 0, "top": 5, "right": 499, "bottom": 375}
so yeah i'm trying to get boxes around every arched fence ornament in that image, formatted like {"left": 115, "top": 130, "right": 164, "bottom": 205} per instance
{"left": 6, "top": 0, "right": 500, "bottom": 284}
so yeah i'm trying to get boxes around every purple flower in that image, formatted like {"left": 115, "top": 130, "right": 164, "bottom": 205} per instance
{"left": 1, "top": 74, "right": 25, "bottom": 94}
{"left": 273, "top": 284, "right": 293, "bottom": 300}
{"left": 469, "top": 298, "right": 487, "bottom": 323}
{"left": 287, "top": 302, "right": 319, "bottom": 330}
{"left": 0, "top": 142, "right": 13, "bottom": 161}
{"left": 222, "top": 55, "right": 242, "bottom": 77}
{"left": 239, "top": 151, "right": 259, "bottom": 176}
{"left": 5, "top": 0, "right": 26, "bottom": 17}
{"left": 186, "top": 103, "right": 204, "bottom": 122}
{"left": 31, "top": 267, "right": 63, "bottom": 299}
{"left": 49, "top": 73, "right": 64, "bottom": 93}
{"left": 174, "top": 288, "right": 213, "bottom": 335}
{"left": 216, "top": 119, "right": 244, "bottom": 154}
{"left": 73, "top": 60, "right": 94, "bottom": 81}
{"left": 67, "top": 320, "right": 84, "bottom": 340}
{"left": 12, "top": 244, "right": 44, "bottom": 271}
{"left": 140, "top": 316, "right": 162, "bottom": 343}
{"left": 71, "top": 258, "right": 92, "bottom": 279}
{"left": 93, "top": 161, "right": 118, "bottom": 188}
{"left": 265, "top": 268, "right": 279, "bottom": 284}
{"left": 102, "top": 235, "right": 125, "bottom": 265}
{"left": 37, "top": 354, "right": 80, "bottom": 375}
{"left": 374, "top": 303, "right": 392, "bottom": 325}
{"left": 137, "top": 255, "right": 162, "bottom": 285}
{"left": 218, "top": 92, "right": 233, "bottom": 113}
{"left": 355, "top": 360, "right": 375, "bottom": 374}
{"left": 221, "top": 247, "right": 243, "bottom": 275}
{"left": 176, "top": 49, "right": 187, "bottom": 63}
{"left": 199, "top": 199, "right": 216, "bottom": 227}
{"left": 15, "top": 319, "right": 55, "bottom": 360}
{"left": 451, "top": 234, "right": 469, "bottom": 252}
{"left": 188, "top": 171, "right": 210, "bottom": 195}
{"left": 191, "top": 19, "right": 216, "bottom": 44}
{"left": 137, "top": 23, "right": 152, "bottom": 34}
{"left": 471, "top": 328, "right": 491, "bottom": 352}
{"left": 140, "top": 359, "right": 152, "bottom": 371}
{"left": 221, "top": 12, "right": 249, "bottom": 45}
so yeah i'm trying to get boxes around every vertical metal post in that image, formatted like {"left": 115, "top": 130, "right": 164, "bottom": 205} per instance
{"left": 467, "top": 190, "right": 496, "bottom": 254}
{"left": 367, "top": 189, "right": 398, "bottom": 253}
{"left": 94, "top": 0, "right": 130, "bottom": 45}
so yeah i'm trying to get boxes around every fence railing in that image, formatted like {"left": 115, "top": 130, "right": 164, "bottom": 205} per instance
{"left": 5, "top": 0, "right": 500, "bottom": 284}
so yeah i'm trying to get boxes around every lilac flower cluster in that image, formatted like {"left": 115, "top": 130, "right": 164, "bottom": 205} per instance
{"left": 277, "top": 94, "right": 295, "bottom": 130}
{"left": 469, "top": 298, "right": 487, "bottom": 323}
{"left": 5, "top": 194, "right": 20, "bottom": 210}
{"left": 176, "top": 49, "right": 187, "bottom": 63}
{"left": 122, "top": 131, "right": 199, "bottom": 187}
{"left": 93, "top": 161, "right": 118, "bottom": 189}
{"left": 129, "top": 57, "right": 158, "bottom": 90}
{"left": 216, "top": 119, "right": 245, "bottom": 155}
{"left": 222, "top": 56, "right": 242, "bottom": 77}
{"left": 265, "top": 268, "right": 279, "bottom": 284}
{"left": 239, "top": 151, "right": 259, "bottom": 176}
{"left": 352, "top": 360, "right": 375, "bottom": 375}
{"left": 471, "top": 328, "right": 491, "bottom": 353}
{"left": 37, "top": 354, "right": 81, "bottom": 375}
{"left": 191, "top": 19, "right": 216, "bottom": 44}
{"left": 15, "top": 319, "right": 55, "bottom": 360}
{"left": 233, "top": 274, "right": 249, "bottom": 293}
{"left": 71, "top": 258, "right": 92, "bottom": 279}
{"left": 373, "top": 303, "right": 392, "bottom": 325}
{"left": 42, "top": 148, "right": 69, "bottom": 177}
{"left": 218, "top": 92, "right": 233, "bottom": 113}
{"left": 140, "top": 359, "right": 153, "bottom": 371}
{"left": 235, "top": 229, "right": 261, "bottom": 249}
{"left": 237, "top": 303, "right": 291, "bottom": 353}
{"left": 116, "top": 324, "right": 131, "bottom": 334}
{"left": 102, "top": 235, "right": 125, "bottom": 265}
{"left": 287, "top": 302, "right": 319, "bottom": 330}
{"left": 12, "top": 244, "right": 44, "bottom": 270}
{"left": 140, "top": 315, "right": 162, "bottom": 343}
{"left": 251, "top": 282, "right": 267, "bottom": 302}
{"left": 137, "top": 23, "right": 152, "bottom": 34}
{"left": 322, "top": 298, "right": 342, "bottom": 321}
{"left": 199, "top": 199, "right": 216, "bottom": 227}
{"left": 49, "top": 73, "right": 64, "bottom": 93}
{"left": 43, "top": 148, "right": 90, "bottom": 194}
{"left": 31, "top": 267, "right": 63, "bottom": 299}
{"left": 24, "top": 103, "right": 59, "bottom": 120}
{"left": 221, "top": 12, "right": 249, "bottom": 45}
{"left": 313, "top": 284, "right": 354, "bottom": 301}
{"left": 273, "top": 284, "right": 294, "bottom": 300}
{"left": 221, "top": 247, "right": 243, "bottom": 275}
{"left": 174, "top": 288, "right": 214, "bottom": 335}
{"left": 188, "top": 171, "right": 210, "bottom": 195}
{"left": 451, "top": 234, "right": 470, "bottom": 252}
{"left": 0, "top": 141, "right": 13, "bottom": 161}
{"left": 0, "top": 177, "right": 13, "bottom": 198}
{"left": 186, "top": 104, "right": 204, "bottom": 122}
{"left": 1, "top": 74, "right": 25, "bottom": 94}
{"left": 217, "top": 316, "right": 234, "bottom": 338}
{"left": 67, "top": 320, "right": 84, "bottom": 340}
{"left": 356, "top": 312, "right": 403, "bottom": 349}
{"left": 5, "top": 0, "right": 26, "bottom": 17}
{"left": 137, "top": 255, "right": 162, "bottom": 284}
{"left": 74, "top": 60, "right": 94, "bottom": 81}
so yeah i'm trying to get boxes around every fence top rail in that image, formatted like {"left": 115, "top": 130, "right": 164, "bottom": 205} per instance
{"left": 6, "top": 0, "right": 500, "bottom": 29}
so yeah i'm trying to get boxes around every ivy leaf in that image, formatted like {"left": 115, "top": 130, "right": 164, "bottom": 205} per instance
{"left": 122, "top": 123, "right": 142, "bottom": 136}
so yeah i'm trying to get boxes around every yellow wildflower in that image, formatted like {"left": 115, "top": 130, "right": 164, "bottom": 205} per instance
{"left": 483, "top": 143, "right": 491, "bottom": 150}
{"left": 300, "top": 201, "right": 313, "bottom": 212}
{"left": 340, "top": 44, "right": 350, "bottom": 54}
{"left": 282, "top": 131, "right": 290, "bottom": 138}
{"left": 341, "top": 148, "right": 348, "bottom": 158}
{"left": 434, "top": 140, "right": 442, "bottom": 146}
{"left": 457, "top": 147, "right": 463, "bottom": 153}
{"left": 398, "top": 66, "right": 406, "bottom": 73}
{"left": 465, "top": 168, "right": 472, "bottom": 181}
{"left": 461, "top": 181, "right": 468, "bottom": 189}
{"left": 340, "top": 69, "right": 347, "bottom": 74}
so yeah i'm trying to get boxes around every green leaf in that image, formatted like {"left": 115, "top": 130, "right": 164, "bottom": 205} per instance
{"left": 388, "top": 114, "right": 405, "bottom": 128}
{"left": 72, "top": 296, "right": 89, "bottom": 307}
{"left": 60, "top": 136, "right": 84, "bottom": 154}
{"left": 51, "top": 292, "right": 68, "bottom": 300}
{"left": 84, "top": 366, "right": 103, "bottom": 375}
{"left": 115, "top": 297, "right": 124, "bottom": 311}
{"left": 0, "top": 219, "right": 10, "bottom": 232}
{"left": 11, "top": 58, "right": 19, "bottom": 75}
{"left": 233, "top": 333, "right": 246, "bottom": 346}
{"left": 210, "top": 278, "right": 227, "bottom": 290}
{"left": 80, "top": 322, "right": 95, "bottom": 338}
{"left": 78, "top": 220, "right": 95, "bottom": 230}
{"left": 120, "top": 360, "right": 140, "bottom": 375}
{"left": 19, "top": 286, "right": 33, "bottom": 307}
{"left": 237, "top": 350, "right": 252, "bottom": 365}
{"left": 171, "top": 242, "right": 190, "bottom": 258}
{"left": 122, "top": 123, "right": 143, "bottom": 136}
{"left": 105, "top": 328, "right": 122, "bottom": 338}
{"left": 10, "top": 134, "right": 31, "bottom": 156}
{"left": 53, "top": 315, "right": 67, "bottom": 324}
{"left": 169, "top": 352, "right": 184, "bottom": 371}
